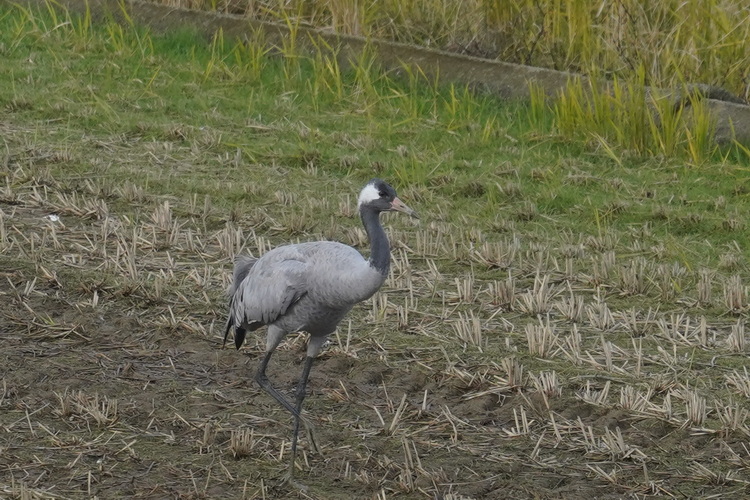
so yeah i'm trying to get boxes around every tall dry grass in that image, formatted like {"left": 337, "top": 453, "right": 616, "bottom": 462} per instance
{"left": 157, "top": 0, "right": 750, "bottom": 100}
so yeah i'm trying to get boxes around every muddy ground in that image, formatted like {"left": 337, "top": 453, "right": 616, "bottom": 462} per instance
{"left": 2, "top": 193, "right": 749, "bottom": 500}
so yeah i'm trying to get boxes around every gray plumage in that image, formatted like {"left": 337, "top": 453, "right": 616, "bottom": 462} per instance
{"left": 223, "top": 179, "right": 417, "bottom": 481}
{"left": 227, "top": 242, "right": 384, "bottom": 348}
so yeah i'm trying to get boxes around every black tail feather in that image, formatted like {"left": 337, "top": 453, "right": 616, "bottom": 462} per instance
{"left": 234, "top": 327, "right": 247, "bottom": 350}
{"left": 223, "top": 315, "right": 247, "bottom": 350}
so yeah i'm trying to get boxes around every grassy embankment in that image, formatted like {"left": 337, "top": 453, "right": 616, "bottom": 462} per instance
{"left": 156, "top": 0, "right": 750, "bottom": 162}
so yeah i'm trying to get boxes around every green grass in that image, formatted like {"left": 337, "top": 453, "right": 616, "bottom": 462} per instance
{"left": 5, "top": 0, "right": 748, "bottom": 270}
{"left": 3, "top": 2, "right": 750, "bottom": 499}
{"left": 2, "top": 3, "right": 748, "bottom": 276}
{"left": 161, "top": 0, "right": 750, "bottom": 163}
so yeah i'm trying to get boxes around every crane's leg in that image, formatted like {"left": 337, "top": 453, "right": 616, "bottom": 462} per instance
{"left": 287, "top": 355, "right": 315, "bottom": 478}
{"left": 254, "top": 349, "right": 301, "bottom": 417}
{"left": 254, "top": 326, "right": 309, "bottom": 419}
{"left": 253, "top": 329, "right": 319, "bottom": 483}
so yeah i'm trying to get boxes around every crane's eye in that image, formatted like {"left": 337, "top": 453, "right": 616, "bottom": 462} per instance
{"left": 378, "top": 190, "right": 387, "bottom": 197}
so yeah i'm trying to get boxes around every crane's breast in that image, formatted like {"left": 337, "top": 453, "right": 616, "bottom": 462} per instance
{"left": 298, "top": 242, "right": 385, "bottom": 305}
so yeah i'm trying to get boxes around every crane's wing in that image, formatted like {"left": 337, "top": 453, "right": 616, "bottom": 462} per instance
{"left": 229, "top": 255, "right": 258, "bottom": 296}
{"left": 224, "top": 255, "right": 258, "bottom": 348}
{"left": 224, "top": 249, "right": 309, "bottom": 348}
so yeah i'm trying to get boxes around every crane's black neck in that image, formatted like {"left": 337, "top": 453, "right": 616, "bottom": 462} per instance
{"left": 360, "top": 205, "right": 390, "bottom": 275}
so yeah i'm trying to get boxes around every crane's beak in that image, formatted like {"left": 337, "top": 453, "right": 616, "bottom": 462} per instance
{"left": 390, "top": 197, "right": 419, "bottom": 219}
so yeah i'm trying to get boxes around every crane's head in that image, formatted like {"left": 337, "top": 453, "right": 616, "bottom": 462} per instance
{"left": 358, "top": 179, "right": 419, "bottom": 219}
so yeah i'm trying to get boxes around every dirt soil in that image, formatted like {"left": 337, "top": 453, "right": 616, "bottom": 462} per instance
{"left": 1, "top": 141, "right": 749, "bottom": 500}
{"left": 1, "top": 203, "right": 746, "bottom": 500}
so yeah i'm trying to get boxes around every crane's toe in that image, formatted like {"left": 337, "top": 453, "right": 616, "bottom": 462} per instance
{"left": 280, "top": 466, "right": 309, "bottom": 491}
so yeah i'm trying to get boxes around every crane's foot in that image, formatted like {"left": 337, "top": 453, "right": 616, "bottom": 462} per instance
{"left": 280, "top": 467, "right": 308, "bottom": 492}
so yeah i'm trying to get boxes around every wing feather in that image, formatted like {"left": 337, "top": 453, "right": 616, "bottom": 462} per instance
{"left": 224, "top": 241, "right": 378, "bottom": 348}
{"left": 228, "top": 248, "right": 309, "bottom": 332}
